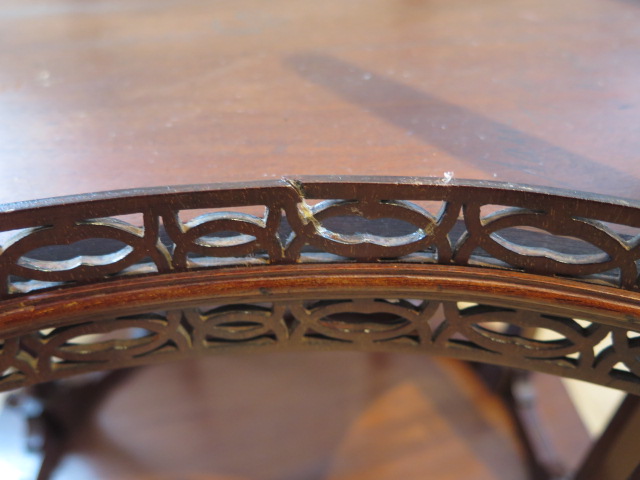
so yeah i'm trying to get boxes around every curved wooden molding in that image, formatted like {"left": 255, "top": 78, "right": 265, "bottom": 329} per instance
{"left": 0, "top": 177, "right": 639, "bottom": 393}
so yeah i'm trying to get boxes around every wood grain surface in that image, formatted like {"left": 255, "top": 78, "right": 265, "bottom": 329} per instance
{"left": 0, "top": 353, "right": 591, "bottom": 480}
{"left": 0, "top": 0, "right": 639, "bottom": 202}
{"left": 0, "top": 1, "right": 638, "bottom": 478}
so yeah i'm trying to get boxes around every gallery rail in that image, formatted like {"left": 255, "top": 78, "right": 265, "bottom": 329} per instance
{"left": 0, "top": 176, "right": 638, "bottom": 393}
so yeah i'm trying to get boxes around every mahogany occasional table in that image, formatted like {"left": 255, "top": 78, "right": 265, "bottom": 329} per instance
{"left": 0, "top": 0, "right": 639, "bottom": 479}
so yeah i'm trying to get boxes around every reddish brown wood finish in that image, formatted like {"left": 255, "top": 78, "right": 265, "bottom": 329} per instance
{"left": 2, "top": 1, "right": 640, "bottom": 477}
{"left": 575, "top": 394, "right": 640, "bottom": 480}
{"left": 0, "top": 178, "right": 639, "bottom": 397}
{"left": 1, "top": 0, "right": 640, "bottom": 203}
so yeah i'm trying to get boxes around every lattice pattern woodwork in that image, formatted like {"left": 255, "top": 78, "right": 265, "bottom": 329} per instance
{"left": 1, "top": 177, "right": 639, "bottom": 296}
{"left": 0, "top": 177, "right": 639, "bottom": 393}
{"left": 2, "top": 298, "right": 639, "bottom": 393}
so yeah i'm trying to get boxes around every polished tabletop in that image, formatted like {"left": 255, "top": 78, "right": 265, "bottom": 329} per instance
{"left": 1, "top": 0, "right": 639, "bottom": 203}
{"left": 1, "top": 4, "right": 639, "bottom": 478}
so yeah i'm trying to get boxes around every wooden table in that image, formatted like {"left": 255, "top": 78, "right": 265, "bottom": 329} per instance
{"left": 1, "top": 0, "right": 640, "bottom": 479}
{"left": 1, "top": 0, "right": 640, "bottom": 201}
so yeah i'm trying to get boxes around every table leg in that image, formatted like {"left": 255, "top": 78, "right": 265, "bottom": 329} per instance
{"left": 573, "top": 394, "right": 640, "bottom": 480}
